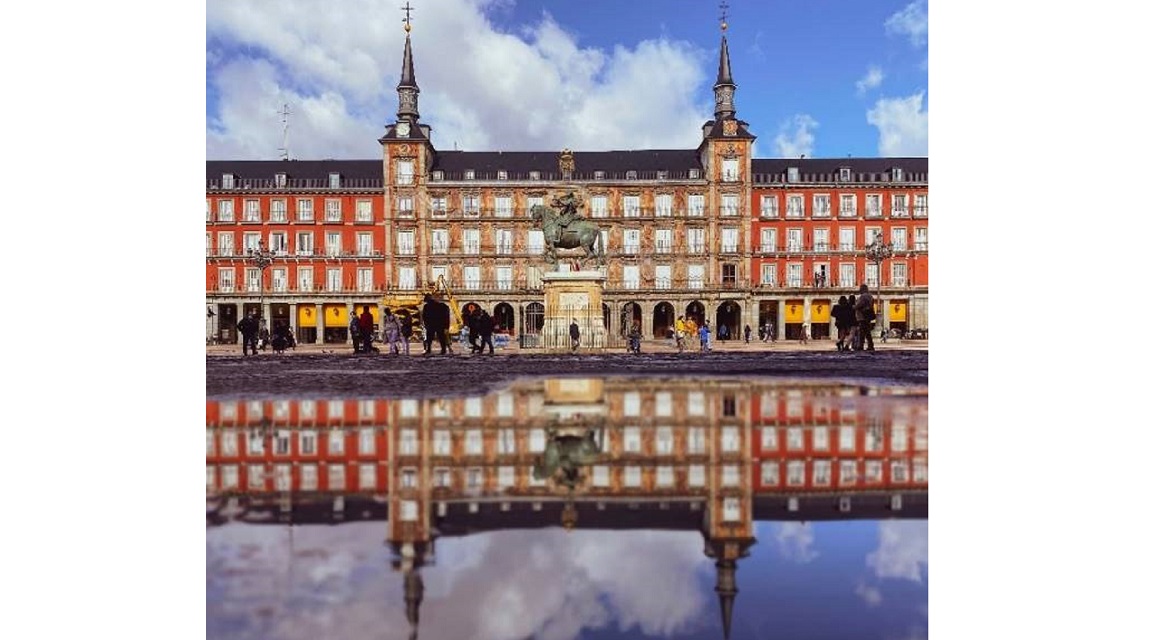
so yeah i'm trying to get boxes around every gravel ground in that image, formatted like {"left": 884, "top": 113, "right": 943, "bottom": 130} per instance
{"left": 207, "top": 348, "right": 928, "bottom": 399}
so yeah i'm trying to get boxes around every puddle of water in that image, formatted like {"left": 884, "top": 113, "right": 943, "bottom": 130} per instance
{"left": 208, "top": 377, "right": 927, "bottom": 640}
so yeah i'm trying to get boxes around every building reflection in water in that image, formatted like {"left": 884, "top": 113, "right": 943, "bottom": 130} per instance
{"left": 207, "top": 378, "right": 927, "bottom": 640}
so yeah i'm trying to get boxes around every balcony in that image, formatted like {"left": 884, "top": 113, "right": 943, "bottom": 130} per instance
{"left": 604, "top": 278, "right": 750, "bottom": 292}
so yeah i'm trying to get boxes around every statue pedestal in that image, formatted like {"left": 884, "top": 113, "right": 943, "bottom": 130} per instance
{"left": 541, "top": 271, "right": 607, "bottom": 352}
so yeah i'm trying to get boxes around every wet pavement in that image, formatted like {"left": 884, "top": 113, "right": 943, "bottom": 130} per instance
{"left": 206, "top": 348, "right": 927, "bottom": 398}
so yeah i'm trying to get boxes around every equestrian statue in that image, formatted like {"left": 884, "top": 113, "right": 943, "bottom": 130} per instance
{"left": 529, "top": 192, "right": 606, "bottom": 268}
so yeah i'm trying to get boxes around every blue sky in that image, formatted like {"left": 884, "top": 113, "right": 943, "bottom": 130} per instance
{"left": 206, "top": 0, "right": 928, "bottom": 160}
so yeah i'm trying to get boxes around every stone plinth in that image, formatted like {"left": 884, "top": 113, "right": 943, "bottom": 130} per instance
{"left": 541, "top": 271, "right": 607, "bottom": 352}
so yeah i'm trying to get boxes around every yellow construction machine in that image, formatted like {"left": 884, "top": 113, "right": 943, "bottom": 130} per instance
{"left": 379, "top": 275, "right": 465, "bottom": 341}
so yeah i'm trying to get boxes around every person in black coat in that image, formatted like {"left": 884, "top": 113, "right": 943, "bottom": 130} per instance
{"left": 831, "top": 295, "right": 853, "bottom": 352}
{"left": 476, "top": 310, "right": 495, "bottom": 354}
{"left": 422, "top": 294, "right": 451, "bottom": 354}
{"left": 237, "top": 311, "right": 260, "bottom": 356}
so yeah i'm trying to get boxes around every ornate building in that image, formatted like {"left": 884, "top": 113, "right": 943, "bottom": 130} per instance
{"left": 205, "top": 22, "right": 928, "bottom": 345}
{"left": 207, "top": 377, "right": 927, "bottom": 640}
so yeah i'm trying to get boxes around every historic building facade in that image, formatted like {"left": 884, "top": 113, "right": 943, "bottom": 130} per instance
{"left": 206, "top": 377, "right": 927, "bottom": 639}
{"left": 205, "top": 27, "right": 928, "bottom": 345}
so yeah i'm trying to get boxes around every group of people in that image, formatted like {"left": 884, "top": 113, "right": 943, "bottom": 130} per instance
{"left": 237, "top": 311, "right": 296, "bottom": 356}
{"left": 831, "top": 283, "right": 877, "bottom": 353}
{"left": 463, "top": 305, "right": 497, "bottom": 354}
{"left": 673, "top": 315, "right": 713, "bottom": 353}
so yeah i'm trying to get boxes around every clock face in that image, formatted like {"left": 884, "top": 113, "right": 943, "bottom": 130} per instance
{"left": 396, "top": 122, "right": 410, "bottom": 137}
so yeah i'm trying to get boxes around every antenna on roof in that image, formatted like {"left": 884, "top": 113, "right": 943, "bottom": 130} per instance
{"left": 277, "top": 103, "right": 291, "bottom": 161}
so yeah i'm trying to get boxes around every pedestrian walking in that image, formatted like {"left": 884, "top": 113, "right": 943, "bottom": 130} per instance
{"left": 399, "top": 313, "right": 413, "bottom": 355}
{"left": 421, "top": 294, "right": 450, "bottom": 354}
{"left": 238, "top": 310, "right": 260, "bottom": 356}
{"left": 744, "top": 324, "right": 751, "bottom": 344}
{"left": 854, "top": 284, "right": 876, "bottom": 352}
{"left": 569, "top": 319, "right": 580, "bottom": 352}
{"left": 477, "top": 309, "right": 495, "bottom": 354}
{"left": 382, "top": 308, "right": 402, "bottom": 354}
{"left": 674, "top": 315, "right": 686, "bottom": 353}
{"left": 358, "top": 306, "right": 377, "bottom": 353}
{"left": 831, "top": 295, "right": 853, "bottom": 352}
{"left": 699, "top": 321, "right": 711, "bottom": 352}
{"left": 349, "top": 313, "right": 362, "bottom": 354}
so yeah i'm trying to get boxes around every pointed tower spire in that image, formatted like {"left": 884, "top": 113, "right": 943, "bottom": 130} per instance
{"left": 715, "top": 559, "right": 738, "bottom": 640}
{"left": 397, "top": 2, "right": 420, "bottom": 124}
{"left": 714, "top": 2, "right": 736, "bottom": 120}
{"left": 404, "top": 567, "right": 424, "bottom": 640}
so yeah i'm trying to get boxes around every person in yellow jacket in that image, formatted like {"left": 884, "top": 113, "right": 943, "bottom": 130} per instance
{"left": 684, "top": 317, "right": 698, "bottom": 351}
{"left": 674, "top": 316, "right": 687, "bottom": 352}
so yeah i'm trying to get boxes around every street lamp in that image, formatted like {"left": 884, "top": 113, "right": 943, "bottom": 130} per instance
{"left": 248, "top": 240, "right": 274, "bottom": 322}
{"left": 864, "top": 233, "right": 894, "bottom": 332}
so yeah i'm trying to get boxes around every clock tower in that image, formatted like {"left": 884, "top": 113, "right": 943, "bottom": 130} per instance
{"left": 380, "top": 6, "right": 435, "bottom": 293}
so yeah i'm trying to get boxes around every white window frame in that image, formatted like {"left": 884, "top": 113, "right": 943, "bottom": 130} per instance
{"left": 786, "top": 194, "right": 804, "bottom": 219}
{"left": 355, "top": 200, "right": 373, "bottom": 222}
{"left": 760, "top": 195, "right": 779, "bottom": 218}
{"left": 688, "top": 464, "right": 705, "bottom": 487}
{"left": 721, "top": 158, "right": 740, "bottom": 182}
{"left": 761, "top": 461, "right": 779, "bottom": 485}
{"left": 359, "top": 464, "right": 377, "bottom": 489}
{"left": 839, "top": 194, "right": 856, "bottom": 218}
{"left": 813, "top": 194, "right": 831, "bottom": 218}
{"left": 296, "top": 198, "right": 313, "bottom": 222}
{"left": 688, "top": 194, "right": 705, "bottom": 217}
{"left": 325, "top": 199, "right": 342, "bottom": 222}
{"left": 759, "top": 264, "right": 776, "bottom": 287}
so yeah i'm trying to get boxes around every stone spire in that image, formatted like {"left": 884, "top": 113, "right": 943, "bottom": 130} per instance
{"left": 404, "top": 567, "right": 424, "bottom": 640}
{"left": 713, "top": 33, "right": 736, "bottom": 120}
{"left": 397, "top": 14, "right": 420, "bottom": 124}
{"left": 715, "top": 558, "right": 738, "bottom": 640}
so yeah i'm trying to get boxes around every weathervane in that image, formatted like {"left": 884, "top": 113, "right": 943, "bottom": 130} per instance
{"left": 401, "top": 1, "right": 413, "bottom": 32}
{"left": 719, "top": 0, "right": 729, "bottom": 31}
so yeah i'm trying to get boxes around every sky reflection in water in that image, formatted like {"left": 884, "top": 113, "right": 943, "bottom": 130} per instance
{"left": 207, "top": 377, "right": 927, "bottom": 640}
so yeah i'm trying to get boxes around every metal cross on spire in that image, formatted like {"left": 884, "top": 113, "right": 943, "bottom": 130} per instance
{"left": 719, "top": 0, "right": 730, "bottom": 31}
{"left": 401, "top": 1, "right": 414, "bottom": 32}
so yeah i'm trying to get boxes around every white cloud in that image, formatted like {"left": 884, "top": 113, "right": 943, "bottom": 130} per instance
{"left": 866, "top": 520, "right": 928, "bottom": 583}
{"left": 208, "top": 523, "right": 711, "bottom": 640}
{"left": 772, "top": 114, "right": 818, "bottom": 158}
{"left": 773, "top": 522, "right": 820, "bottom": 563}
{"left": 885, "top": 0, "right": 929, "bottom": 48}
{"left": 866, "top": 92, "right": 928, "bottom": 156}
{"left": 855, "top": 66, "right": 885, "bottom": 95}
{"left": 855, "top": 581, "right": 883, "bottom": 607}
{"left": 206, "top": 0, "right": 712, "bottom": 159}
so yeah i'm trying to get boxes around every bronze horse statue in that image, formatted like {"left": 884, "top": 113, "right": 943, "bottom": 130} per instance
{"left": 530, "top": 202, "right": 606, "bottom": 268}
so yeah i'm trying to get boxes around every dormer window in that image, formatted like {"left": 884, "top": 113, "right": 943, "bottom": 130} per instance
{"left": 787, "top": 167, "right": 800, "bottom": 183}
{"left": 839, "top": 167, "right": 852, "bottom": 182}
{"left": 464, "top": 170, "right": 475, "bottom": 180}
{"left": 594, "top": 170, "right": 605, "bottom": 180}
{"left": 529, "top": 171, "right": 540, "bottom": 181}
{"left": 497, "top": 170, "right": 508, "bottom": 180}
{"left": 689, "top": 168, "right": 701, "bottom": 180}
{"left": 222, "top": 173, "right": 234, "bottom": 189}
{"left": 274, "top": 173, "right": 287, "bottom": 188}
{"left": 328, "top": 173, "right": 341, "bottom": 189}
{"left": 626, "top": 170, "right": 637, "bottom": 180}
{"left": 657, "top": 170, "right": 668, "bottom": 180}
{"left": 432, "top": 170, "right": 444, "bottom": 181}
{"left": 891, "top": 167, "right": 904, "bottom": 182}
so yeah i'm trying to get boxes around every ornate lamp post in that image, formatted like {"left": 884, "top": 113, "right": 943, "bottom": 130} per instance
{"left": 248, "top": 240, "right": 274, "bottom": 321}
{"left": 864, "top": 233, "right": 894, "bottom": 332}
